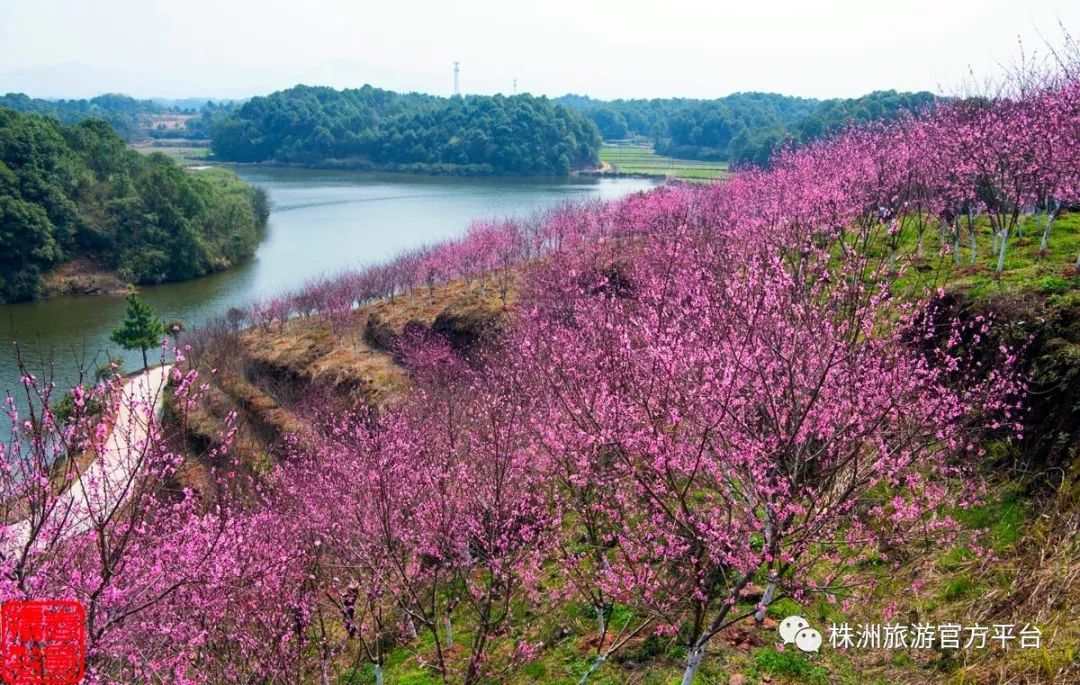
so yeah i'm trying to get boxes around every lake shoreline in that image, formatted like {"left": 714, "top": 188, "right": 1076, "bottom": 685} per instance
{"left": 39, "top": 259, "right": 129, "bottom": 299}
{"left": 1, "top": 170, "right": 657, "bottom": 407}
{"left": 33, "top": 255, "right": 259, "bottom": 304}
{"left": 132, "top": 143, "right": 679, "bottom": 181}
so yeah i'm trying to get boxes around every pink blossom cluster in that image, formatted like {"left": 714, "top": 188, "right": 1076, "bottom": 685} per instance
{"left": 216, "top": 76, "right": 1080, "bottom": 343}
{"left": 247, "top": 76, "right": 1078, "bottom": 683}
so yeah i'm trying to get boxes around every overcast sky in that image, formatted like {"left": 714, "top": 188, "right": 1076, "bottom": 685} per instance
{"left": 1, "top": 0, "right": 1078, "bottom": 101}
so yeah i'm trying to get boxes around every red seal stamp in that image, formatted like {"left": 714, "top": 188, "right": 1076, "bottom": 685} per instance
{"left": 0, "top": 601, "right": 86, "bottom": 685}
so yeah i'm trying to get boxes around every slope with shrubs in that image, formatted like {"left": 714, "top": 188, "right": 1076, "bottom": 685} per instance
{"left": 172, "top": 67, "right": 1080, "bottom": 683}
{"left": 0, "top": 108, "right": 269, "bottom": 302}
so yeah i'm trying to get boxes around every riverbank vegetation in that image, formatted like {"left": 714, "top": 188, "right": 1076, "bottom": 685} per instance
{"left": 4, "top": 55, "right": 1080, "bottom": 685}
{"left": 0, "top": 108, "right": 269, "bottom": 302}
{"left": 210, "top": 85, "right": 601, "bottom": 175}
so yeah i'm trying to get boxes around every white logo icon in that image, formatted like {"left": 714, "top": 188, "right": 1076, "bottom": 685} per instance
{"left": 778, "top": 615, "right": 822, "bottom": 652}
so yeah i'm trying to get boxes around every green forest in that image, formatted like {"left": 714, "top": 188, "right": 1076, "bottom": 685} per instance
{"left": 0, "top": 108, "right": 268, "bottom": 303}
{"left": 556, "top": 89, "right": 938, "bottom": 165}
{"left": 210, "top": 85, "right": 602, "bottom": 175}
{"left": 1, "top": 87, "right": 939, "bottom": 173}
{"left": 0, "top": 93, "right": 174, "bottom": 140}
{"left": 0, "top": 92, "right": 239, "bottom": 140}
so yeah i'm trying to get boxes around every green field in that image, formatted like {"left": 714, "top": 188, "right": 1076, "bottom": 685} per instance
{"left": 599, "top": 144, "right": 728, "bottom": 181}
{"left": 129, "top": 141, "right": 212, "bottom": 166}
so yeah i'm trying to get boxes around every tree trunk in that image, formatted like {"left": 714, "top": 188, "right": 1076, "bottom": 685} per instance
{"left": 319, "top": 648, "right": 331, "bottom": 685}
{"left": 374, "top": 664, "right": 384, "bottom": 685}
{"left": 755, "top": 575, "right": 777, "bottom": 624}
{"left": 679, "top": 644, "right": 705, "bottom": 685}
{"left": 996, "top": 227, "right": 1009, "bottom": 272}
{"left": 953, "top": 223, "right": 961, "bottom": 266}
{"left": 578, "top": 654, "right": 607, "bottom": 685}
{"left": 141, "top": 346, "right": 149, "bottom": 371}
{"left": 1040, "top": 208, "right": 1055, "bottom": 252}
{"left": 444, "top": 614, "right": 453, "bottom": 649}
{"left": 968, "top": 208, "right": 977, "bottom": 265}
{"left": 755, "top": 518, "right": 776, "bottom": 625}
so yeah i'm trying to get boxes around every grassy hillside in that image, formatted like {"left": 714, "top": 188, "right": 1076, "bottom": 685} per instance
{"left": 179, "top": 211, "right": 1079, "bottom": 684}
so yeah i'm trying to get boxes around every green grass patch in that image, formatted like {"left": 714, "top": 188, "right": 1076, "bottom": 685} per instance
{"left": 391, "top": 671, "right": 443, "bottom": 685}
{"left": 765, "top": 597, "right": 804, "bottom": 620}
{"left": 889, "top": 212, "right": 1080, "bottom": 299}
{"left": 937, "top": 545, "right": 976, "bottom": 572}
{"left": 752, "top": 646, "right": 829, "bottom": 683}
{"left": 940, "top": 576, "right": 985, "bottom": 602}
{"left": 954, "top": 487, "right": 1026, "bottom": 553}
{"left": 519, "top": 660, "right": 547, "bottom": 680}
{"left": 598, "top": 144, "right": 728, "bottom": 181}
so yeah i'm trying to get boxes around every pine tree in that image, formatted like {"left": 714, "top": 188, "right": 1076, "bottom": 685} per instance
{"left": 110, "top": 292, "right": 164, "bottom": 370}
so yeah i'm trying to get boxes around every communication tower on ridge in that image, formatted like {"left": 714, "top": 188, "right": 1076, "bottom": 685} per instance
{"left": 453, "top": 61, "right": 460, "bottom": 96}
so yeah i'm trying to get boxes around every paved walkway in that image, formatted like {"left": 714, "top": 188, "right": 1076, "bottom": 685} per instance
{"left": 5, "top": 365, "right": 173, "bottom": 551}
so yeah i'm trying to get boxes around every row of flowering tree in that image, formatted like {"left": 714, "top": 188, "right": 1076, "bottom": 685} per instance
{"left": 213, "top": 75, "right": 1080, "bottom": 345}
{"left": 244, "top": 71, "right": 1074, "bottom": 683}
{"left": 0, "top": 347, "right": 316, "bottom": 683}
{"left": 2, "top": 64, "right": 1077, "bottom": 683}
{"left": 260, "top": 208, "right": 1025, "bottom": 683}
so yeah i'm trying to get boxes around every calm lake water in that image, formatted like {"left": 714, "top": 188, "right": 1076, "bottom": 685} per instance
{"left": 0, "top": 167, "right": 656, "bottom": 403}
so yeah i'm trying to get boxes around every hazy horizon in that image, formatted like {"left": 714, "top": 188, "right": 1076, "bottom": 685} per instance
{"left": 2, "top": 0, "right": 1078, "bottom": 102}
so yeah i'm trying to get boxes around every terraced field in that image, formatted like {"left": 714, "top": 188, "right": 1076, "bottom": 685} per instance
{"left": 599, "top": 144, "right": 728, "bottom": 181}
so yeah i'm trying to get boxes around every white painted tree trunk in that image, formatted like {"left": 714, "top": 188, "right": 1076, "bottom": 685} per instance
{"left": 444, "top": 614, "right": 453, "bottom": 649}
{"left": 578, "top": 654, "right": 607, "bottom": 685}
{"left": 755, "top": 576, "right": 777, "bottom": 624}
{"left": 680, "top": 645, "right": 705, "bottom": 685}
{"left": 968, "top": 208, "right": 978, "bottom": 265}
{"left": 374, "top": 664, "right": 384, "bottom": 685}
{"left": 996, "top": 227, "right": 1009, "bottom": 272}
{"left": 755, "top": 518, "right": 776, "bottom": 624}
{"left": 1040, "top": 208, "right": 1056, "bottom": 251}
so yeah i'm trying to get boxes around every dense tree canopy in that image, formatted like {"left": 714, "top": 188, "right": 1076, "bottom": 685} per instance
{"left": 556, "top": 89, "right": 938, "bottom": 165}
{"left": 0, "top": 93, "right": 171, "bottom": 140}
{"left": 211, "top": 85, "right": 602, "bottom": 175}
{"left": 0, "top": 93, "right": 241, "bottom": 141}
{"left": 0, "top": 108, "right": 269, "bottom": 302}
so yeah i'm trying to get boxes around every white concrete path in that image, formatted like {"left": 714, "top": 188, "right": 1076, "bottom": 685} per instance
{"left": 5, "top": 365, "right": 173, "bottom": 552}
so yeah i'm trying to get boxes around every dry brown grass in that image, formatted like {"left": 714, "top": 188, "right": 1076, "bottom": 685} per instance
{"left": 38, "top": 257, "right": 125, "bottom": 297}
{"left": 179, "top": 278, "right": 513, "bottom": 469}
{"left": 956, "top": 476, "right": 1080, "bottom": 684}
